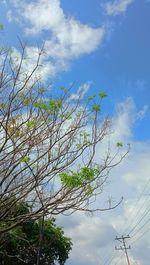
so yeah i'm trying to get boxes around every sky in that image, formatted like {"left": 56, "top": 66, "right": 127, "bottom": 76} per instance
{"left": 1, "top": 0, "right": 150, "bottom": 265}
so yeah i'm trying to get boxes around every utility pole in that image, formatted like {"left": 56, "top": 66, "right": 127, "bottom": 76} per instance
{"left": 115, "top": 235, "right": 131, "bottom": 265}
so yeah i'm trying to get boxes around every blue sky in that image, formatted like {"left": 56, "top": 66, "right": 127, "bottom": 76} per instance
{"left": 1, "top": 1, "right": 150, "bottom": 265}
{"left": 1, "top": 0, "right": 149, "bottom": 140}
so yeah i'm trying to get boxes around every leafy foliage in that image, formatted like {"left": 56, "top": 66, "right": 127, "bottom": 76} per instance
{"left": 19, "top": 155, "right": 31, "bottom": 163}
{"left": 33, "top": 99, "right": 62, "bottom": 112}
{"left": 0, "top": 45, "right": 129, "bottom": 234}
{"left": 0, "top": 200, "right": 72, "bottom": 265}
{"left": 92, "top": 104, "right": 101, "bottom": 112}
{"left": 99, "top": 91, "right": 108, "bottom": 99}
{"left": 0, "top": 24, "right": 4, "bottom": 31}
{"left": 88, "top": 95, "right": 96, "bottom": 101}
{"left": 116, "top": 142, "right": 123, "bottom": 147}
{"left": 60, "top": 167, "right": 99, "bottom": 189}
{"left": 26, "top": 119, "right": 37, "bottom": 130}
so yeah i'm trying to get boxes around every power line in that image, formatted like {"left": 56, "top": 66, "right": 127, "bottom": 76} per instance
{"left": 131, "top": 220, "right": 150, "bottom": 244}
{"left": 122, "top": 177, "right": 150, "bottom": 235}
{"left": 129, "top": 206, "right": 150, "bottom": 235}
{"left": 103, "top": 250, "right": 115, "bottom": 265}
{"left": 115, "top": 235, "right": 131, "bottom": 265}
{"left": 113, "top": 252, "right": 124, "bottom": 265}
{"left": 101, "top": 178, "right": 150, "bottom": 265}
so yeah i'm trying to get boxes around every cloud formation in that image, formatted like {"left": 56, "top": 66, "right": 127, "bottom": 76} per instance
{"left": 3, "top": 2, "right": 149, "bottom": 265}
{"left": 8, "top": 0, "right": 105, "bottom": 79}
{"left": 104, "top": 0, "right": 134, "bottom": 16}
{"left": 70, "top": 81, "right": 92, "bottom": 100}
{"left": 22, "top": 0, "right": 104, "bottom": 57}
{"left": 57, "top": 212, "right": 116, "bottom": 265}
{"left": 57, "top": 98, "right": 150, "bottom": 265}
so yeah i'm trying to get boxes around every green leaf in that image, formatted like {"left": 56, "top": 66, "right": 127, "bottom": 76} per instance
{"left": 33, "top": 100, "right": 62, "bottom": 112}
{"left": 20, "top": 155, "right": 30, "bottom": 163}
{"left": 59, "top": 172, "right": 81, "bottom": 188}
{"left": 85, "top": 185, "right": 94, "bottom": 196}
{"left": 26, "top": 119, "right": 37, "bottom": 130}
{"left": 59, "top": 167, "right": 99, "bottom": 189}
{"left": 22, "top": 98, "right": 30, "bottom": 106}
{"left": 60, "top": 86, "right": 67, "bottom": 92}
{"left": 92, "top": 104, "right": 101, "bottom": 112}
{"left": 0, "top": 24, "right": 4, "bottom": 31}
{"left": 48, "top": 100, "right": 62, "bottom": 111}
{"left": 80, "top": 167, "right": 99, "bottom": 180}
{"left": 99, "top": 91, "right": 108, "bottom": 99}
{"left": 38, "top": 87, "right": 47, "bottom": 93}
{"left": 116, "top": 142, "right": 123, "bottom": 147}
{"left": 0, "top": 102, "right": 6, "bottom": 109}
{"left": 33, "top": 101, "right": 48, "bottom": 110}
{"left": 88, "top": 95, "right": 96, "bottom": 101}
{"left": 60, "top": 112, "right": 72, "bottom": 120}
{"left": 76, "top": 144, "right": 82, "bottom": 149}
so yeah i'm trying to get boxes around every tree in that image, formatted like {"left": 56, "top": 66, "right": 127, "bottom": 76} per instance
{"left": 0, "top": 199, "right": 72, "bottom": 265}
{"left": 0, "top": 44, "right": 129, "bottom": 233}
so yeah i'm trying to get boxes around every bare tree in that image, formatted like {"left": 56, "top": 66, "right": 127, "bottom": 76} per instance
{"left": 0, "top": 45, "right": 129, "bottom": 233}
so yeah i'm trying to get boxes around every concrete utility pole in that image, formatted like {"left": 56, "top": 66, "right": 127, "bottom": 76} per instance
{"left": 115, "top": 235, "right": 131, "bottom": 265}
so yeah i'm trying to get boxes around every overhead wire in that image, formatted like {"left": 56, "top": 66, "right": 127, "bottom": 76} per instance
{"left": 122, "top": 176, "right": 150, "bottom": 236}
{"left": 100, "top": 178, "right": 150, "bottom": 265}
{"left": 102, "top": 248, "right": 116, "bottom": 265}
{"left": 116, "top": 180, "right": 150, "bottom": 262}
{"left": 102, "top": 196, "right": 150, "bottom": 264}
{"left": 108, "top": 177, "right": 150, "bottom": 265}
{"left": 130, "top": 226, "right": 150, "bottom": 245}
{"left": 113, "top": 252, "right": 124, "bottom": 265}
{"left": 128, "top": 204, "right": 150, "bottom": 235}
{"left": 105, "top": 252, "right": 116, "bottom": 265}
{"left": 131, "top": 218, "right": 150, "bottom": 241}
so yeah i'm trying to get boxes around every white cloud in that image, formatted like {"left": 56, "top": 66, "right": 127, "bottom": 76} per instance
{"left": 105, "top": 97, "right": 148, "bottom": 146}
{"left": 56, "top": 98, "right": 150, "bottom": 265}
{"left": 57, "top": 212, "right": 116, "bottom": 265}
{"left": 136, "top": 105, "right": 148, "bottom": 120}
{"left": 4, "top": 2, "right": 149, "bottom": 263}
{"left": 104, "top": 0, "right": 134, "bottom": 16}
{"left": 9, "top": 46, "right": 58, "bottom": 83}
{"left": 94, "top": 98, "right": 137, "bottom": 164}
{"left": 6, "top": 10, "right": 13, "bottom": 22}
{"left": 8, "top": 0, "right": 105, "bottom": 79}
{"left": 112, "top": 97, "right": 136, "bottom": 140}
{"left": 63, "top": 145, "right": 150, "bottom": 265}
{"left": 70, "top": 81, "right": 92, "bottom": 101}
